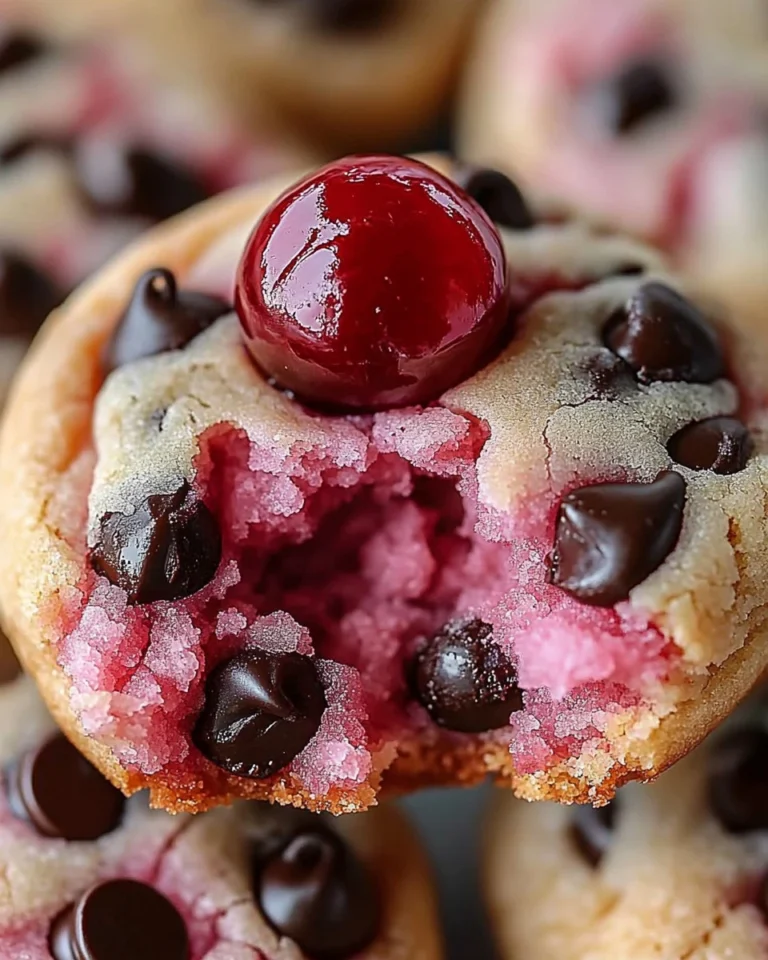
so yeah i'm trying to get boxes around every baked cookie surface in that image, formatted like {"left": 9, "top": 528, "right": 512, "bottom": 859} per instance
{"left": 1, "top": 155, "right": 767, "bottom": 814}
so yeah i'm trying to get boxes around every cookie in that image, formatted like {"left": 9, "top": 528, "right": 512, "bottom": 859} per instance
{"left": 0, "top": 15, "right": 312, "bottom": 406}
{"left": 90, "top": 0, "right": 482, "bottom": 153}
{"left": 0, "top": 643, "right": 441, "bottom": 959}
{"left": 1, "top": 152, "right": 766, "bottom": 815}
{"left": 485, "top": 692, "right": 768, "bottom": 959}
{"left": 459, "top": 0, "right": 768, "bottom": 330}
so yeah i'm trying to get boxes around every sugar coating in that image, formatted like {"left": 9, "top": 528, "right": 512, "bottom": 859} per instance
{"left": 54, "top": 201, "right": 768, "bottom": 806}
{"left": 459, "top": 0, "right": 768, "bottom": 314}
{"left": 0, "top": 640, "right": 422, "bottom": 959}
{"left": 486, "top": 692, "right": 768, "bottom": 960}
{"left": 0, "top": 23, "right": 305, "bottom": 290}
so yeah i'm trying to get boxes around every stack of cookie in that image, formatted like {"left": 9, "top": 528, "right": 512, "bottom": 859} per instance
{"left": 0, "top": 2, "right": 768, "bottom": 959}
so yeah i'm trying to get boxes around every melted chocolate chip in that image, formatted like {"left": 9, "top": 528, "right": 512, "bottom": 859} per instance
{"left": 102, "top": 268, "right": 230, "bottom": 374}
{"left": 6, "top": 733, "right": 124, "bottom": 841}
{"left": 49, "top": 879, "right": 189, "bottom": 960}
{"left": 0, "top": 249, "right": 64, "bottom": 338}
{"left": 708, "top": 728, "right": 768, "bottom": 834}
{"left": 0, "top": 134, "right": 70, "bottom": 166}
{"left": 90, "top": 480, "right": 221, "bottom": 605}
{"left": 194, "top": 651, "right": 327, "bottom": 779}
{"left": 74, "top": 141, "right": 209, "bottom": 222}
{"left": 413, "top": 618, "right": 523, "bottom": 733}
{"left": 0, "top": 33, "right": 46, "bottom": 74}
{"left": 284, "top": 0, "right": 396, "bottom": 31}
{"left": 549, "top": 471, "right": 686, "bottom": 607}
{"left": 570, "top": 801, "right": 616, "bottom": 867}
{"left": 0, "top": 637, "right": 20, "bottom": 686}
{"left": 257, "top": 827, "right": 380, "bottom": 959}
{"left": 668, "top": 417, "right": 753, "bottom": 475}
{"left": 454, "top": 166, "right": 535, "bottom": 230}
{"left": 586, "top": 59, "right": 677, "bottom": 135}
{"left": 604, "top": 283, "right": 724, "bottom": 384}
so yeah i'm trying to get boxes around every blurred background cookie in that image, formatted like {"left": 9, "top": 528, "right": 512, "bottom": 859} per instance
{"left": 459, "top": 0, "right": 768, "bottom": 329}
{"left": 485, "top": 690, "right": 768, "bottom": 959}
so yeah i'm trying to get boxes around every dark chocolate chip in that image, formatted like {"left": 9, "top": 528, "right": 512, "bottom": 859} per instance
{"left": 708, "top": 728, "right": 768, "bottom": 834}
{"left": 49, "top": 879, "right": 189, "bottom": 960}
{"left": 570, "top": 800, "right": 617, "bottom": 867}
{"left": 604, "top": 283, "right": 724, "bottom": 384}
{"left": 0, "top": 134, "right": 70, "bottom": 166}
{"left": 0, "top": 32, "right": 46, "bottom": 74}
{"left": 257, "top": 827, "right": 380, "bottom": 960}
{"left": 586, "top": 59, "right": 677, "bottom": 135}
{"left": 194, "top": 650, "right": 327, "bottom": 779}
{"left": 0, "top": 635, "right": 20, "bottom": 686}
{"left": 453, "top": 165, "right": 535, "bottom": 230}
{"left": 102, "top": 268, "right": 230, "bottom": 374}
{"left": 668, "top": 417, "right": 753, "bottom": 475}
{"left": 74, "top": 141, "right": 209, "bottom": 222}
{"left": 6, "top": 733, "right": 124, "bottom": 841}
{"left": 549, "top": 471, "right": 686, "bottom": 607}
{"left": 286, "top": 0, "right": 396, "bottom": 31}
{"left": 0, "top": 249, "right": 64, "bottom": 338}
{"left": 413, "top": 618, "right": 523, "bottom": 733}
{"left": 90, "top": 480, "right": 221, "bottom": 605}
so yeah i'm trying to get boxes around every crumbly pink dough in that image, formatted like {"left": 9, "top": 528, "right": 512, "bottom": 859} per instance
{"left": 59, "top": 387, "right": 675, "bottom": 788}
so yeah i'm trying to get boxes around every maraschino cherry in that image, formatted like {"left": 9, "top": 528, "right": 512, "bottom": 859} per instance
{"left": 236, "top": 155, "right": 511, "bottom": 410}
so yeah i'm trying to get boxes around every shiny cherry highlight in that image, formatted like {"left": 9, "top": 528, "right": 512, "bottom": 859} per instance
{"left": 235, "top": 155, "right": 511, "bottom": 410}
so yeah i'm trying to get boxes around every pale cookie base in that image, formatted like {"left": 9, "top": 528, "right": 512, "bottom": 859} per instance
{"left": 485, "top": 695, "right": 768, "bottom": 959}
{"left": 2, "top": 155, "right": 768, "bottom": 813}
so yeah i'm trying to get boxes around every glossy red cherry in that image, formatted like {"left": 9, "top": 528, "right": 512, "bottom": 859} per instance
{"left": 235, "top": 155, "right": 511, "bottom": 410}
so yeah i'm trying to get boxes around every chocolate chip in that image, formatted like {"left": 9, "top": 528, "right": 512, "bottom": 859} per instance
{"left": 0, "top": 32, "right": 46, "bottom": 74}
{"left": 413, "top": 618, "right": 523, "bottom": 733}
{"left": 6, "top": 733, "right": 124, "bottom": 841}
{"left": 570, "top": 801, "right": 616, "bottom": 867}
{"left": 289, "top": 0, "right": 396, "bottom": 31}
{"left": 90, "top": 480, "right": 221, "bottom": 604}
{"left": 49, "top": 879, "right": 189, "bottom": 960}
{"left": 0, "top": 249, "right": 64, "bottom": 338}
{"left": 668, "top": 417, "right": 753, "bottom": 475}
{"left": 102, "top": 268, "right": 230, "bottom": 374}
{"left": 74, "top": 141, "right": 209, "bottom": 222}
{"left": 454, "top": 166, "right": 535, "bottom": 230}
{"left": 586, "top": 59, "right": 677, "bottom": 135}
{"left": 708, "top": 728, "right": 768, "bottom": 834}
{"left": 0, "top": 134, "right": 70, "bottom": 166}
{"left": 0, "top": 637, "right": 20, "bottom": 686}
{"left": 257, "top": 827, "right": 380, "bottom": 959}
{"left": 604, "top": 283, "right": 724, "bottom": 384}
{"left": 550, "top": 471, "right": 686, "bottom": 607}
{"left": 194, "top": 651, "right": 327, "bottom": 779}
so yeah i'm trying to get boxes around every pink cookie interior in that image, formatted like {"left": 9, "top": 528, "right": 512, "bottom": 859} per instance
{"left": 58, "top": 392, "right": 675, "bottom": 790}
